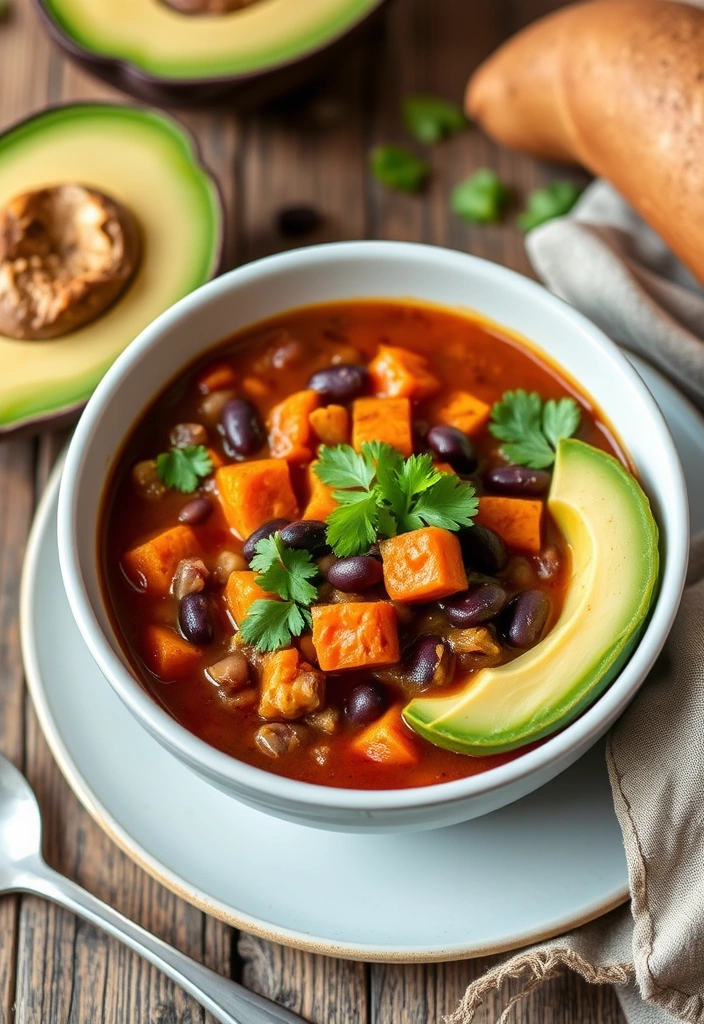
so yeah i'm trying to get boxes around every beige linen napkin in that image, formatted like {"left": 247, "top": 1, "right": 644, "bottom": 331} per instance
{"left": 448, "top": 184, "right": 704, "bottom": 1024}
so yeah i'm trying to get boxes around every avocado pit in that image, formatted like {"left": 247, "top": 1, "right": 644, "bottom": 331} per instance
{"left": 159, "top": 0, "right": 261, "bottom": 14}
{"left": 0, "top": 184, "right": 141, "bottom": 341}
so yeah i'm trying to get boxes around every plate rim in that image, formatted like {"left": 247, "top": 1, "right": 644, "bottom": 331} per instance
{"left": 20, "top": 455, "right": 635, "bottom": 962}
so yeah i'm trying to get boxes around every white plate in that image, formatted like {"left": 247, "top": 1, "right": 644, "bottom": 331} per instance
{"left": 20, "top": 356, "right": 704, "bottom": 962}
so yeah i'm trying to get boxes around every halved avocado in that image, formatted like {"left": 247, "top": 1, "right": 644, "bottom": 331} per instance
{"left": 403, "top": 439, "right": 660, "bottom": 755}
{"left": 0, "top": 104, "right": 222, "bottom": 436}
{"left": 36, "top": 0, "right": 389, "bottom": 106}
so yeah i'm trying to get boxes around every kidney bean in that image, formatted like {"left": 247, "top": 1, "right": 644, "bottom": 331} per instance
{"left": 172, "top": 557, "right": 209, "bottom": 601}
{"left": 444, "top": 584, "right": 508, "bottom": 628}
{"left": 206, "top": 652, "right": 249, "bottom": 691}
{"left": 255, "top": 723, "right": 304, "bottom": 758}
{"left": 178, "top": 496, "right": 213, "bottom": 525}
{"left": 220, "top": 398, "right": 265, "bottom": 457}
{"left": 280, "top": 519, "right": 329, "bottom": 555}
{"left": 242, "top": 518, "right": 292, "bottom": 563}
{"left": 426, "top": 425, "right": 478, "bottom": 473}
{"left": 178, "top": 592, "right": 213, "bottom": 645}
{"left": 214, "top": 550, "right": 248, "bottom": 583}
{"left": 504, "top": 590, "right": 550, "bottom": 649}
{"left": 170, "top": 422, "right": 208, "bottom": 449}
{"left": 485, "top": 464, "right": 551, "bottom": 496}
{"left": 326, "top": 555, "right": 383, "bottom": 592}
{"left": 458, "top": 524, "right": 508, "bottom": 574}
{"left": 345, "top": 683, "right": 387, "bottom": 726}
{"left": 307, "top": 364, "right": 368, "bottom": 403}
{"left": 404, "top": 635, "right": 455, "bottom": 688}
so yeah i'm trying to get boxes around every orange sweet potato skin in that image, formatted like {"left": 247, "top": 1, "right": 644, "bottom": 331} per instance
{"left": 475, "top": 496, "right": 543, "bottom": 552}
{"left": 352, "top": 397, "right": 413, "bottom": 457}
{"left": 309, "top": 405, "right": 350, "bottom": 446}
{"left": 122, "top": 525, "right": 201, "bottom": 596}
{"left": 369, "top": 344, "right": 440, "bottom": 401}
{"left": 350, "top": 707, "right": 420, "bottom": 766}
{"left": 380, "top": 527, "right": 468, "bottom": 603}
{"left": 311, "top": 602, "right": 400, "bottom": 672}
{"left": 225, "top": 570, "right": 278, "bottom": 626}
{"left": 144, "top": 624, "right": 202, "bottom": 680}
{"left": 258, "top": 648, "right": 325, "bottom": 720}
{"left": 215, "top": 459, "right": 298, "bottom": 538}
{"left": 437, "top": 390, "right": 491, "bottom": 437}
{"left": 268, "top": 389, "right": 320, "bottom": 461}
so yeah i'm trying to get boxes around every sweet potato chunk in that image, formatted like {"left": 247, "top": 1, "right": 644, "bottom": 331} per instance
{"left": 268, "top": 389, "right": 320, "bottom": 461}
{"left": 302, "top": 461, "right": 338, "bottom": 521}
{"left": 122, "top": 525, "right": 201, "bottom": 596}
{"left": 215, "top": 459, "right": 298, "bottom": 538}
{"left": 144, "top": 624, "right": 202, "bottom": 681}
{"left": 438, "top": 390, "right": 491, "bottom": 437}
{"left": 380, "top": 527, "right": 468, "bottom": 602}
{"left": 311, "top": 602, "right": 400, "bottom": 671}
{"left": 309, "top": 405, "right": 350, "bottom": 447}
{"left": 225, "top": 570, "right": 278, "bottom": 626}
{"left": 369, "top": 344, "right": 440, "bottom": 401}
{"left": 258, "top": 647, "right": 325, "bottom": 721}
{"left": 352, "top": 397, "right": 413, "bottom": 457}
{"left": 197, "top": 361, "right": 237, "bottom": 394}
{"left": 475, "top": 496, "right": 544, "bottom": 553}
{"left": 350, "top": 707, "right": 420, "bottom": 766}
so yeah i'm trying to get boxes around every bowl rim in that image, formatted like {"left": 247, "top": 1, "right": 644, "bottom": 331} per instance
{"left": 57, "top": 239, "right": 690, "bottom": 815}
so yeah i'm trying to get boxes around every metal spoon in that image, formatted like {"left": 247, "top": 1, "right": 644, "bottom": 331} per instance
{"left": 0, "top": 752, "right": 306, "bottom": 1024}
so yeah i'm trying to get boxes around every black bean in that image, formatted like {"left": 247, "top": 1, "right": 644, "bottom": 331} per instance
{"left": 345, "top": 683, "right": 387, "bottom": 726}
{"left": 220, "top": 398, "right": 265, "bottom": 457}
{"left": 307, "top": 364, "right": 368, "bottom": 403}
{"left": 178, "top": 592, "right": 213, "bottom": 645}
{"left": 276, "top": 205, "right": 322, "bottom": 237}
{"left": 426, "top": 425, "right": 478, "bottom": 473}
{"left": 326, "top": 555, "right": 383, "bottom": 592}
{"left": 444, "top": 584, "right": 508, "bottom": 628}
{"left": 458, "top": 524, "right": 508, "bottom": 574}
{"left": 178, "top": 496, "right": 213, "bottom": 525}
{"left": 242, "top": 518, "right": 292, "bottom": 563}
{"left": 504, "top": 590, "right": 550, "bottom": 649}
{"left": 280, "top": 520, "right": 329, "bottom": 555}
{"left": 485, "top": 464, "right": 551, "bottom": 497}
{"left": 404, "top": 635, "right": 455, "bottom": 688}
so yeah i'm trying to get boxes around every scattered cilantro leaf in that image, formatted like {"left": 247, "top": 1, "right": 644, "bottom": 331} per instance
{"left": 370, "top": 145, "right": 430, "bottom": 194}
{"left": 314, "top": 442, "right": 478, "bottom": 556}
{"left": 239, "top": 599, "right": 311, "bottom": 654}
{"left": 315, "top": 444, "right": 376, "bottom": 490}
{"left": 490, "top": 390, "right": 581, "bottom": 468}
{"left": 402, "top": 95, "right": 467, "bottom": 144}
{"left": 517, "top": 181, "right": 583, "bottom": 232}
{"left": 250, "top": 534, "right": 318, "bottom": 606}
{"left": 155, "top": 445, "right": 213, "bottom": 493}
{"left": 451, "top": 168, "right": 509, "bottom": 224}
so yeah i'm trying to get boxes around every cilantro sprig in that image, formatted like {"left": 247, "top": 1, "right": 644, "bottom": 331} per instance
{"left": 489, "top": 391, "right": 581, "bottom": 469}
{"left": 239, "top": 534, "right": 317, "bottom": 653}
{"left": 369, "top": 146, "right": 430, "bottom": 194}
{"left": 517, "top": 181, "right": 583, "bottom": 232}
{"left": 315, "top": 442, "right": 478, "bottom": 558}
{"left": 155, "top": 445, "right": 213, "bottom": 493}
{"left": 402, "top": 95, "right": 467, "bottom": 145}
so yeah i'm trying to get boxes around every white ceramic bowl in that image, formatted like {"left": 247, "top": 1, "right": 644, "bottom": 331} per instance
{"left": 57, "top": 241, "right": 689, "bottom": 833}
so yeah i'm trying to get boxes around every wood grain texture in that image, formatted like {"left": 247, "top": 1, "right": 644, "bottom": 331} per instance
{"left": 0, "top": 0, "right": 621, "bottom": 1021}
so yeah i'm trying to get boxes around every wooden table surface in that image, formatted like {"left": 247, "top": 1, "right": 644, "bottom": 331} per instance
{"left": 0, "top": 1, "right": 625, "bottom": 1021}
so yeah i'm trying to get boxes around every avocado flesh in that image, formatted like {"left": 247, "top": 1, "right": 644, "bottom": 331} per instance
{"left": 403, "top": 439, "right": 660, "bottom": 756}
{"left": 0, "top": 105, "right": 220, "bottom": 433}
{"left": 43, "top": 0, "right": 380, "bottom": 78}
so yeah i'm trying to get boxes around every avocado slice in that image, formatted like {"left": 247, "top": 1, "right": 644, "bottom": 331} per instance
{"left": 39, "top": 0, "right": 383, "bottom": 80}
{"left": 0, "top": 104, "right": 221, "bottom": 436}
{"left": 403, "top": 439, "right": 660, "bottom": 755}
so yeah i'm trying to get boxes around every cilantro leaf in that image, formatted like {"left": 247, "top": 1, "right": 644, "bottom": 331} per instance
{"left": 325, "top": 492, "right": 380, "bottom": 558}
{"left": 239, "top": 599, "right": 311, "bottom": 653}
{"left": 490, "top": 390, "right": 581, "bottom": 468}
{"left": 517, "top": 181, "right": 583, "bottom": 232}
{"left": 250, "top": 534, "right": 318, "bottom": 606}
{"left": 408, "top": 473, "right": 479, "bottom": 531}
{"left": 402, "top": 95, "right": 467, "bottom": 145}
{"left": 370, "top": 145, "right": 430, "bottom": 194}
{"left": 451, "top": 168, "right": 509, "bottom": 224}
{"left": 315, "top": 444, "right": 375, "bottom": 490}
{"left": 155, "top": 445, "right": 213, "bottom": 493}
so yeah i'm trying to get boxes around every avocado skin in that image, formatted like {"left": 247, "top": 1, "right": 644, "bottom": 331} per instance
{"left": 33, "top": 0, "right": 392, "bottom": 107}
{"left": 403, "top": 440, "right": 660, "bottom": 756}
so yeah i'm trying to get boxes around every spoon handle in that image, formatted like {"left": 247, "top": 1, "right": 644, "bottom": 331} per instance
{"left": 21, "top": 859, "right": 306, "bottom": 1024}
